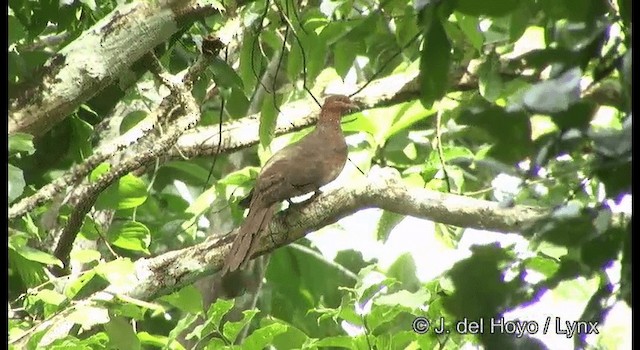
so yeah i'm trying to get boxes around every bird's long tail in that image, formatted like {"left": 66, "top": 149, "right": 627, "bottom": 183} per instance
{"left": 222, "top": 199, "right": 277, "bottom": 274}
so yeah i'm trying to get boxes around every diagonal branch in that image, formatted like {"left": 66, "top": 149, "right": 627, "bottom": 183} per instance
{"left": 120, "top": 166, "right": 549, "bottom": 301}
{"left": 8, "top": 0, "right": 220, "bottom": 137}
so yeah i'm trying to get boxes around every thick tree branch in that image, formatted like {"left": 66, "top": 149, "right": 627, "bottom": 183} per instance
{"left": 8, "top": 0, "right": 220, "bottom": 137}
{"left": 115, "top": 166, "right": 548, "bottom": 301}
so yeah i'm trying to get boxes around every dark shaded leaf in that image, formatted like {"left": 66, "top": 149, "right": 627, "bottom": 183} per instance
{"left": 458, "top": 105, "right": 532, "bottom": 164}
{"left": 521, "top": 67, "right": 582, "bottom": 114}
{"left": 105, "top": 316, "right": 141, "bottom": 350}
{"left": 108, "top": 221, "right": 151, "bottom": 253}
{"left": 119, "top": 110, "right": 147, "bottom": 134}
{"left": 419, "top": 14, "right": 451, "bottom": 107}
{"left": 549, "top": 101, "right": 596, "bottom": 131}
{"left": 454, "top": 0, "right": 520, "bottom": 17}
{"left": 210, "top": 57, "right": 244, "bottom": 90}
{"left": 8, "top": 164, "right": 25, "bottom": 203}
{"left": 581, "top": 226, "right": 623, "bottom": 271}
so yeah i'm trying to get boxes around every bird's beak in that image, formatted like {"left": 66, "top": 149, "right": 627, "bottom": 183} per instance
{"left": 347, "top": 100, "right": 362, "bottom": 113}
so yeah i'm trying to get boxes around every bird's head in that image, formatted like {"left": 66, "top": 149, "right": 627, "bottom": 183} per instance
{"left": 321, "top": 95, "right": 360, "bottom": 116}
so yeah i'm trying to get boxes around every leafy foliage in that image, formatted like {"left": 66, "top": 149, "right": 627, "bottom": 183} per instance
{"left": 8, "top": 0, "right": 630, "bottom": 348}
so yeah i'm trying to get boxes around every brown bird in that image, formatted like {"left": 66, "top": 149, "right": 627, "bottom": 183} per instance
{"left": 221, "top": 95, "right": 359, "bottom": 274}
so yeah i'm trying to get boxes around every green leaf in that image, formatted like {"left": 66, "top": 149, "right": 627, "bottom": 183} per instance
{"left": 161, "top": 285, "right": 204, "bottom": 315}
{"left": 138, "top": 332, "right": 184, "bottom": 350}
{"left": 34, "top": 289, "right": 67, "bottom": 306}
{"left": 95, "top": 173, "right": 148, "bottom": 210}
{"left": 206, "top": 299, "right": 235, "bottom": 329}
{"left": 419, "top": 14, "right": 451, "bottom": 108}
{"left": 521, "top": 67, "right": 582, "bottom": 114}
{"left": 68, "top": 305, "right": 110, "bottom": 329}
{"left": 550, "top": 101, "right": 597, "bottom": 131}
{"left": 455, "top": 0, "right": 521, "bottom": 17}
{"left": 10, "top": 244, "right": 63, "bottom": 268}
{"left": 458, "top": 105, "right": 532, "bottom": 164}
{"left": 69, "top": 115, "right": 94, "bottom": 161}
{"left": 9, "top": 132, "right": 35, "bottom": 155}
{"left": 108, "top": 221, "right": 151, "bottom": 254}
{"left": 8, "top": 14, "right": 26, "bottom": 45}
{"left": 243, "top": 323, "right": 289, "bottom": 349}
{"left": 455, "top": 12, "right": 484, "bottom": 51}
{"left": 65, "top": 270, "right": 109, "bottom": 300}
{"left": 104, "top": 316, "right": 141, "bottom": 350}
{"left": 120, "top": 110, "right": 148, "bottom": 134}
{"left": 78, "top": 0, "right": 96, "bottom": 11}
{"left": 8, "top": 164, "right": 25, "bottom": 203}
{"left": 287, "top": 41, "right": 303, "bottom": 82}
{"left": 238, "top": 32, "right": 260, "bottom": 93}
{"left": 314, "top": 336, "right": 356, "bottom": 347}
{"left": 478, "top": 54, "right": 503, "bottom": 102}
{"left": 8, "top": 235, "right": 49, "bottom": 287}
{"left": 210, "top": 57, "right": 244, "bottom": 90}
{"left": 259, "top": 95, "right": 280, "bottom": 147}
{"left": 218, "top": 166, "right": 258, "bottom": 186}
{"left": 376, "top": 289, "right": 430, "bottom": 310}
{"left": 524, "top": 256, "right": 560, "bottom": 277}
{"left": 94, "top": 259, "right": 136, "bottom": 289}
{"left": 223, "top": 309, "right": 259, "bottom": 343}
{"left": 333, "top": 40, "right": 359, "bottom": 78}
{"left": 181, "top": 185, "right": 218, "bottom": 233}
{"left": 70, "top": 249, "right": 101, "bottom": 264}
{"left": 376, "top": 211, "right": 405, "bottom": 241}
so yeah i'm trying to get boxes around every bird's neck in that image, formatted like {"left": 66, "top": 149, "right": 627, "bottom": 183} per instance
{"left": 317, "top": 111, "right": 343, "bottom": 131}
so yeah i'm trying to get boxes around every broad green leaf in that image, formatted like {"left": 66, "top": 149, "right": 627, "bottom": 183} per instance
{"left": 65, "top": 270, "right": 109, "bottom": 300}
{"left": 90, "top": 163, "right": 111, "bottom": 181}
{"left": 68, "top": 305, "right": 110, "bottom": 329}
{"left": 9, "top": 132, "right": 35, "bottom": 155}
{"left": 206, "top": 299, "right": 235, "bottom": 329}
{"left": 218, "top": 166, "right": 259, "bottom": 186}
{"left": 162, "top": 161, "right": 212, "bottom": 183}
{"left": 69, "top": 115, "right": 94, "bottom": 161}
{"left": 419, "top": 15, "right": 451, "bottom": 108}
{"left": 287, "top": 40, "right": 303, "bottom": 82}
{"left": 10, "top": 244, "right": 63, "bottom": 268}
{"left": 521, "top": 67, "right": 582, "bottom": 114}
{"left": 8, "top": 164, "right": 25, "bottom": 203}
{"left": 455, "top": 0, "right": 521, "bottom": 17}
{"left": 478, "top": 55, "right": 503, "bottom": 102}
{"left": 210, "top": 57, "right": 244, "bottom": 90}
{"left": 104, "top": 316, "right": 141, "bottom": 350}
{"left": 181, "top": 185, "right": 217, "bottom": 233}
{"left": 78, "top": 0, "right": 97, "bottom": 10}
{"left": 94, "top": 258, "right": 136, "bottom": 289}
{"left": 161, "top": 285, "right": 204, "bottom": 315}
{"left": 138, "top": 332, "right": 186, "bottom": 350}
{"left": 8, "top": 247, "right": 48, "bottom": 287}
{"left": 120, "top": 110, "right": 147, "bottom": 134}
{"left": 34, "top": 289, "right": 67, "bottom": 306}
{"left": 95, "top": 173, "right": 148, "bottom": 210}
{"left": 70, "top": 249, "right": 101, "bottom": 264}
{"left": 458, "top": 105, "right": 532, "bottom": 164}
{"left": 169, "top": 314, "right": 199, "bottom": 343}
{"left": 333, "top": 39, "right": 359, "bottom": 78}
{"left": 9, "top": 15, "right": 26, "bottom": 45}
{"left": 238, "top": 32, "right": 260, "bottom": 93}
{"left": 223, "top": 309, "right": 259, "bottom": 343}
{"left": 524, "top": 256, "right": 560, "bottom": 277}
{"left": 314, "top": 336, "right": 355, "bottom": 347}
{"left": 259, "top": 95, "right": 280, "bottom": 147}
{"left": 115, "top": 294, "right": 165, "bottom": 315}
{"left": 242, "top": 323, "right": 289, "bottom": 349}
{"left": 108, "top": 221, "right": 151, "bottom": 253}
{"left": 455, "top": 12, "right": 483, "bottom": 51}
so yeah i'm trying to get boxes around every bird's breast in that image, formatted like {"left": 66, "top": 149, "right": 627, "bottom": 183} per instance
{"left": 318, "top": 141, "right": 348, "bottom": 185}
